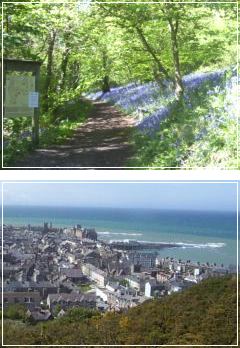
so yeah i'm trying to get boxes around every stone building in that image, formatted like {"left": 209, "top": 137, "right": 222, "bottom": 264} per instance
{"left": 1, "top": 291, "right": 41, "bottom": 309}
{"left": 74, "top": 227, "right": 97, "bottom": 241}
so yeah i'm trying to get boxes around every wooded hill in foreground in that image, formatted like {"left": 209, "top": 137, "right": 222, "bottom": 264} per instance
{"left": 2, "top": 275, "right": 237, "bottom": 346}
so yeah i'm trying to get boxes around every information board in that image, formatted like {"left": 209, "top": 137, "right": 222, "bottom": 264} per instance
{"left": 28, "top": 92, "right": 39, "bottom": 108}
{"left": 4, "top": 75, "right": 35, "bottom": 118}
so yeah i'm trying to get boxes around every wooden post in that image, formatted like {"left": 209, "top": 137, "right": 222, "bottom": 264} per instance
{"left": 0, "top": 61, "right": 2, "bottom": 118}
{"left": 2, "top": 61, "right": 6, "bottom": 119}
{"left": 32, "top": 65, "right": 40, "bottom": 146}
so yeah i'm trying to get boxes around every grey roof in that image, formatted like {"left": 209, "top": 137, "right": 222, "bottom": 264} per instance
{"left": 4, "top": 280, "right": 58, "bottom": 291}
{"left": 60, "top": 268, "right": 84, "bottom": 278}
{"left": 48, "top": 292, "right": 95, "bottom": 303}
{"left": 107, "top": 282, "right": 119, "bottom": 290}
{"left": 27, "top": 309, "right": 52, "bottom": 321}
{"left": 3, "top": 291, "right": 41, "bottom": 299}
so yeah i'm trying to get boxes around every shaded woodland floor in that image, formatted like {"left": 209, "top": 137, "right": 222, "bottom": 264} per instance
{"left": 12, "top": 101, "right": 135, "bottom": 168}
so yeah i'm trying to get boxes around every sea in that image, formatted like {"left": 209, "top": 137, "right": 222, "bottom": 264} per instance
{"left": 3, "top": 206, "right": 238, "bottom": 266}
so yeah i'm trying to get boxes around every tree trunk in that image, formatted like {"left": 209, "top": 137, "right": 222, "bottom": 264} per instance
{"left": 102, "top": 50, "right": 110, "bottom": 93}
{"left": 102, "top": 75, "right": 110, "bottom": 93}
{"left": 71, "top": 61, "right": 81, "bottom": 89}
{"left": 59, "top": 47, "right": 70, "bottom": 91}
{"left": 43, "top": 30, "right": 56, "bottom": 113}
{"left": 135, "top": 26, "right": 171, "bottom": 82}
{"left": 168, "top": 19, "right": 184, "bottom": 99}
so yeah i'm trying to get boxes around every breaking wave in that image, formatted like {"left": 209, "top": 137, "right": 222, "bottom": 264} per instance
{"left": 98, "top": 231, "right": 143, "bottom": 237}
{"left": 175, "top": 242, "right": 226, "bottom": 249}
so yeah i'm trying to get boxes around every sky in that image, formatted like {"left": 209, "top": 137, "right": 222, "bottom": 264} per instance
{"left": 1, "top": 182, "right": 238, "bottom": 212}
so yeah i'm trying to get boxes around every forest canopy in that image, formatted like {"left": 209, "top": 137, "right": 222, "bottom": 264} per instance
{"left": 3, "top": 1, "right": 236, "bottom": 93}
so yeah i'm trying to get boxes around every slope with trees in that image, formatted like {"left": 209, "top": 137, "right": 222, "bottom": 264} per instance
{"left": 2, "top": 276, "right": 237, "bottom": 345}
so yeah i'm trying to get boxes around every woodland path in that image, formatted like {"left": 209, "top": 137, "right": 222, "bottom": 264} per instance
{"left": 13, "top": 101, "right": 135, "bottom": 168}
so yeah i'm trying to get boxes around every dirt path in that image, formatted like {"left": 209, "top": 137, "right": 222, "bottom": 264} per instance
{"left": 12, "top": 101, "right": 135, "bottom": 168}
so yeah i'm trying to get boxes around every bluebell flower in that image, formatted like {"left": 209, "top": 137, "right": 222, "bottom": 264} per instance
{"left": 86, "top": 68, "right": 238, "bottom": 134}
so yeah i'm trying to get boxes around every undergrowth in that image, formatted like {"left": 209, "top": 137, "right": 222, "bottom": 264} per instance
{"left": 3, "top": 98, "right": 93, "bottom": 167}
{"left": 128, "top": 75, "right": 238, "bottom": 169}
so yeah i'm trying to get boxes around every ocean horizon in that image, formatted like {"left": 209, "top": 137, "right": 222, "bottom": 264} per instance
{"left": 3, "top": 205, "right": 238, "bottom": 266}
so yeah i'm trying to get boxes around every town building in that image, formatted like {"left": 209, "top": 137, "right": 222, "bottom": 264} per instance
{"left": 81, "top": 263, "right": 107, "bottom": 287}
{"left": 124, "top": 275, "right": 142, "bottom": 292}
{"left": 47, "top": 292, "right": 96, "bottom": 311}
{"left": 128, "top": 252, "right": 157, "bottom": 269}
{"left": 145, "top": 280, "right": 165, "bottom": 298}
{"left": 60, "top": 268, "right": 87, "bottom": 283}
{"left": 2, "top": 223, "right": 231, "bottom": 320}
{"left": 2, "top": 291, "right": 41, "bottom": 309}
{"left": 74, "top": 227, "right": 97, "bottom": 241}
{"left": 26, "top": 308, "right": 53, "bottom": 322}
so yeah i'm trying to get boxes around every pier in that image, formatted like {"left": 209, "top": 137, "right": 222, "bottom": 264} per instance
{"left": 106, "top": 240, "right": 181, "bottom": 251}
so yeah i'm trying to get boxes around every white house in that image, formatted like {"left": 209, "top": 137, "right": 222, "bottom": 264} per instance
{"left": 125, "top": 276, "right": 141, "bottom": 292}
{"left": 82, "top": 263, "right": 107, "bottom": 287}
{"left": 95, "top": 287, "right": 108, "bottom": 302}
{"left": 144, "top": 279, "right": 159, "bottom": 298}
{"left": 194, "top": 268, "right": 200, "bottom": 277}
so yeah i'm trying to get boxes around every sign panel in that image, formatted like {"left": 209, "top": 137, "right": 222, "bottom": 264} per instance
{"left": 28, "top": 92, "right": 39, "bottom": 108}
{"left": 4, "top": 75, "right": 35, "bottom": 118}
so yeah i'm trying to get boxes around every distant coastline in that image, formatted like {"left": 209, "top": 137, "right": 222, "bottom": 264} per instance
{"left": 2, "top": 205, "right": 237, "bottom": 266}
{"left": 3, "top": 219, "right": 237, "bottom": 267}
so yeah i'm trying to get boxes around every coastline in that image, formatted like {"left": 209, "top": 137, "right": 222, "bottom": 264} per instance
{"left": 3, "top": 223, "right": 236, "bottom": 267}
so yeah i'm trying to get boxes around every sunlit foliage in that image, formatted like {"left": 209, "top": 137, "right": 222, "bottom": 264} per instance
{"left": 2, "top": 1, "right": 237, "bottom": 167}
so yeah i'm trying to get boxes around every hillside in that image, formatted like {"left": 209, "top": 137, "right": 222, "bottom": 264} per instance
{"left": 88, "top": 69, "right": 238, "bottom": 168}
{"left": 2, "top": 276, "right": 237, "bottom": 345}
